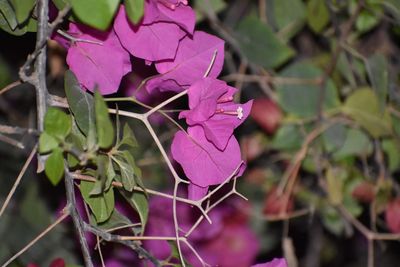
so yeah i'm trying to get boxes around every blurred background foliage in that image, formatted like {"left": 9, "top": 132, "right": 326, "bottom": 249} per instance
{"left": 1, "top": 0, "right": 400, "bottom": 266}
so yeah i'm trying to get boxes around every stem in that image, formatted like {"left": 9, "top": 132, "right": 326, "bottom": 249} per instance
{"left": 65, "top": 169, "right": 94, "bottom": 267}
{"left": 1, "top": 211, "right": 69, "bottom": 267}
{"left": 0, "top": 145, "right": 37, "bottom": 218}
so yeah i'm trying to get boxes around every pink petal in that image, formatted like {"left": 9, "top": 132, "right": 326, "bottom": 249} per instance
{"left": 252, "top": 258, "right": 288, "bottom": 267}
{"left": 179, "top": 78, "right": 227, "bottom": 123}
{"left": 66, "top": 23, "right": 131, "bottom": 95}
{"left": 188, "top": 184, "right": 209, "bottom": 200}
{"left": 147, "top": 31, "right": 224, "bottom": 93}
{"left": 114, "top": 6, "right": 182, "bottom": 61}
{"left": 171, "top": 126, "right": 242, "bottom": 189}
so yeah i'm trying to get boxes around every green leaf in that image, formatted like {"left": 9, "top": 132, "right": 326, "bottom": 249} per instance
{"left": 45, "top": 148, "right": 65, "bottom": 186}
{"left": 356, "top": 9, "right": 380, "bottom": 33}
{"left": 194, "top": 0, "right": 226, "bottom": 22}
{"left": 307, "top": 0, "right": 329, "bottom": 33}
{"left": 273, "top": 0, "right": 306, "bottom": 40}
{"left": 382, "top": 139, "right": 400, "bottom": 172}
{"left": 235, "top": 16, "right": 294, "bottom": 69}
{"left": 326, "top": 167, "right": 346, "bottom": 205}
{"left": 65, "top": 70, "right": 95, "bottom": 137}
{"left": 119, "top": 123, "right": 138, "bottom": 148}
{"left": 321, "top": 205, "right": 345, "bottom": 236}
{"left": 0, "top": 0, "right": 18, "bottom": 30}
{"left": 80, "top": 181, "right": 115, "bottom": 223}
{"left": 113, "top": 156, "right": 136, "bottom": 191}
{"left": 124, "top": 0, "right": 144, "bottom": 24}
{"left": 333, "top": 128, "right": 373, "bottom": 159}
{"left": 95, "top": 91, "right": 114, "bottom": 149}
{"left": 96, "top": 209, "right": 132, "bottom": 230}
{"left": 323, "top": 123, "right": 347, "bottom": 153}
{"left": 342, "top": 88, "right": 392, "bottom": 137}
{"left": 44, "top": 107, "right": 72, "bottom": 141}
{"left": 39, "top": 132, "right": 59, "bottom": 154}
{"left": 271, "top": 124, "right": 303, "bottom": 151}
{"left": 383, "top": 0, "right": 400, "bottom": 22}
{"left": 276, "top": 62, "right": 340, "bottom": 118}
{"left": 70, "top": 0, "right": 119, "bottom": 30}
{"left": 9, "top": 0, "right": 36, "bottom": 24}
{"left": 121, "top": 190, "right": 148, "bottom": 234}
{"left": 366, "top": 54, "right": 389, "bottom": 111}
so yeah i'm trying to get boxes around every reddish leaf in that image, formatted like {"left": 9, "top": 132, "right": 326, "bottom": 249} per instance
{"left": 251, "top": 98, "right": 282, "bottom": 135}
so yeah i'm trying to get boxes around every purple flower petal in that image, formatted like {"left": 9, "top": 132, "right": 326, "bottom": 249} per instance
{"left": 188, "top": 183, "right": 209, "bottom": 200}
{"left": 252, "top": 258, "right": 288, "bottom": 267}
{"left": 66, "top": 23, "right": 131, "bottom": 95}
{"left": 114, "top": 6, "right": 183, "bottom": 62}
{"left": 171, "top": 126, "right": 243, "bottom": 191}
{"left": 179, "top": 78, "right": 227, "bottom": 123}
{"left": 146, "top": 31, "right": 224, "bottom": 93}
{"left": 179, "top": 77, "right": 253, "bottom": 150}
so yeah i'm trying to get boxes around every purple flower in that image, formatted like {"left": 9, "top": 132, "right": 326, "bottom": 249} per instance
{"left": 146, "top": 31, "right": 225, "bottom": 93}
{"left": 64, "top": 23, "right": 131, "bottom": 94}
{"left": 252, "top": 258, "right": 288, "bottom": 267}
{"left": 171, "top": 125, "right": 244, "bottom": 200}
{"left": 144, "top": 196, "right": 259, "bottom": 267}
{"left": 114, "top": 0, "right": 195, "bottom": 62}
{"left": 179, "top": 77, "right": 253, "bottom": 150}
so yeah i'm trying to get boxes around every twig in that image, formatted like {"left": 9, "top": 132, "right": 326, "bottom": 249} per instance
{"left": 0, "top": 81, "right": 22, "bottom": 96}
{"left": 65, "top": 169, "right": 94, "bottom": 267}
{"left": 0, "top": 145, "right": 37, "bottom": 218}
{"left": 1, "top": 209, "right": 69, "bottom": 267}
{"left": 0, "top": 124, "right": 38, "bottom": 135}
{"left": 316, "top": 0, "right": 365, "bottom": 120}
{"left": 0, "top": 134, "right": 24, "bottom": 149}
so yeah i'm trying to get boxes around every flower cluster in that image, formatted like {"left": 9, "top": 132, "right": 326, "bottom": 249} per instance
{"left": 144, "top": 196, "right": 260, "bottom": 266}
{"left": 56, "top": 0, "right": 252, "bottom": 200}
{"left": 172, "top": 78, "right": 252, "bottom": 199}
{"left": 56, "top": 0, "right": 223, "bottom": 95}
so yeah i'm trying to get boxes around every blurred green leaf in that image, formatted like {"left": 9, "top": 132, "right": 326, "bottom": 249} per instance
{"left": 356, "top": 9, "right": 380, "bottom": 33}
{"left": 194, "top": 0, "right": 226, "bottom": 22}
{"left": 65, "top": 70, "right": 95, "bottom": 137}
{"left": 271, "top": 124, "right": 303, "bottom": 151}
{"left": 333, "top": 128, "right": 373, "bottom": 159}
{"left": 307, "top": 0, "right": 329, "bottom": 33}
{"left": 276, "top": 62, "right": 340, "bottom": 118}
{"left": 95, "top": 91, "right": 114, "bottom": 149}
{"left": 273, "top": 0, "right": 306, "bottom": 40}
{"left": 39, "top": 132, "right": 59, "bottom": 154}
{"left": 45, "top": 147, "right": 65, "bottom": 186}
{"left": 124, "top": 0, "right": 144, "bottom": 24}
{"left": 366, "top": 54, "right": 389, "bottom": 110}
{"left": 326, "top": 167, "right": 345, "bottom": 205}
{"left": 323, "top": 123, "right": 347, "bottom": 153}
{"left": 70, "top": 0, "right": 119, "bottom": 30}
{"left": 9, "top": 0, "right": 36, "bottom": 24}
{"left": 44, "top": 107, "right": 72, "bottom": 141}
{"left": 236, "top": 16, "right": 294, "bottom": 69}
{"left": 80, "top": 180, "right": 114, "bottom": 223}
{"left": 342, "top": 88, "right": 392, "bottom": 137}
{"left": 382, "top": 139, "right": 400, "bottom": 172}
{"left": 321, "top": 205, "right": 345, "bottom": 236}
{"left": 383, "top": 0, "right": 400, "bottom": 22}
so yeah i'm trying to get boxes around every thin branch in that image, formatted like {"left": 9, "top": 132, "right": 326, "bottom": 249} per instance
{"left": 0, "top": 81, "right": 22, "bottom": 96}
{"left": 65, "top": 169, "right": 94, "bottom": 267}
{"left": 1, "top": 210, "right": 69, "bottom": 267}
{"left": 0, "top": 145, "right": 37, "bottom": 218}
{"left": 0, "top": 124, "right": 38, "bottom": 135}
{"left": 0, "top": 134, "right": 25, "bottom": 149}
